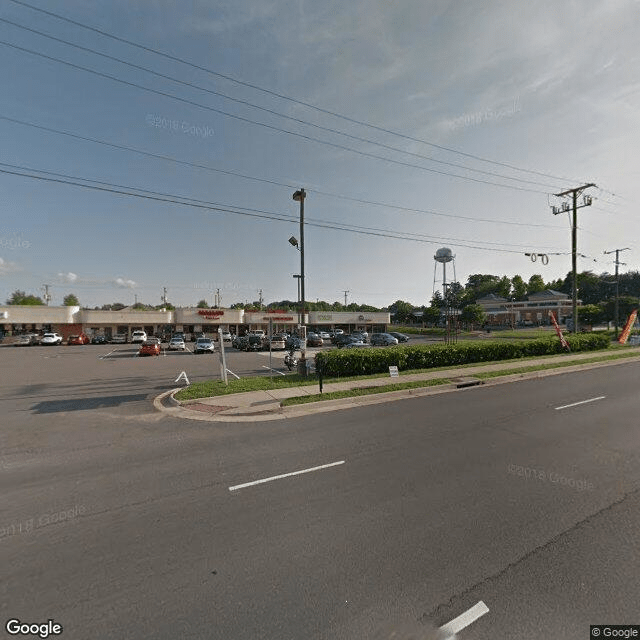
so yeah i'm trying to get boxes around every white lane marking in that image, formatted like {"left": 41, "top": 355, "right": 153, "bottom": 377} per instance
{"left": 99, "top": 349, "right": 117, "bottom": 360}
{"left": 229, "top": 460, "right": 345, "bottom": 492}
{"left": 226, "top": 368, "right": 240, "bottom": 380}
{"left": 555, "top": 395, "right": 605, "bottom": 410}
{"left": 439, "top": 600, "right": 489, "bottom": 637}
{"left": 262, "top": 365, "right": 286, "bottom": 376}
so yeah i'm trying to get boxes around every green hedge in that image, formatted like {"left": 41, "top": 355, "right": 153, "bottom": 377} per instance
{"left": 315, "top": 334, "right": 610, "bottom": 377}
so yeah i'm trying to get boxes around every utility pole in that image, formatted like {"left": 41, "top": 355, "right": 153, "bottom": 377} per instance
{"left": 343, "top": 290, "right": 349, "bottom": 306}
{"left": 161, "top": 287, "right": 168, "bottom": 306}
{"left": 134, "top": 294, "right": 138, "bottom": 306}
{"left": 552, "top": 183, "right": 596, "bottom": 333}
{"left": 258, "top": 289, "right": 263, "bottom": 310}
{"left": 603, "top": 247, "right": 629, "bottom": 339}
{"left": 42, "top": 284, "right": 52, "bottom": 306}
{"left": 216, "top": 288, "right": 221, "bottom": 308}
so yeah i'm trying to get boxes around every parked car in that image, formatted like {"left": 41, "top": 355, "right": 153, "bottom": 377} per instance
{"left": 220, "top": 331, "right": 232, "bottom": 341}
{"left": 343, "top": 340, "right": 369, "bottom": 349}
{"left": 248, "top": 330, "right": 265, "bottom": 338}
{"left": 110, "top": 333, "right": 127, "bottom": 344}
{"left": 68, "top": 333, "right": 90, "bottom": 345}
{"left": 15, "top": 334, "right": 39, "bottom": 346}
{"left": 285, "top": 336, "right": 303, "bottom": 350}
{"left": 370, "top": 333, "right": 399, "bottom": 346}
{"left": 139, "top": 338, "right": 161, "bottom": 356}
{"left": 319, "top": 331, "right": 331, "bottom": 340}
{"left": 306, "top": 333, "right": 323, "bottom": 347}
{"left": 232, "top": 335, "right": 245, "bottom": 349}
{"left": 245, "top": 335, "right": 264, "bottom": 352}
{"left": 351, "top": 331, "right": 369, "bottom": 342}
{"left": 131, "top": 330, "right": 147, "bottom": 344}
{"left": 269, "top": 336, "right": 286, "bottom": 350}
{"left": 194, "top": 337, "right": 215, "bottom": 354}
{"left": 389, "top": 332, "right": 410, "bottom": 343}
{"left": 91, "top": 334, "right": 107, "bottom": 345}
{"left": 168, "top": 337, "right": 186, "bottom": 350}
{"left": 335, "top": 335, "right": 363, "bottom": 348}
{"left": 40, "top": 333, "right": 63, "bottom": 345}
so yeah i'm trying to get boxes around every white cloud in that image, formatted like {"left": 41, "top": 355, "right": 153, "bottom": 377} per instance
{"left": 57, "top": 272, "right": 78, "bottom": 283}
{"left": 114, "top": 277, "right": 137, "bottom": 288}
{"left": 0, "top": 257, "right": 21, "bottom": 276}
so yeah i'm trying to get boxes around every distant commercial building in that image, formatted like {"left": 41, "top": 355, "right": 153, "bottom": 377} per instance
{"left": 0, "top": 306, "right": 390, "bottom": 339}
{"left": 476, "top": 289, "right": 579, "bottom": 326}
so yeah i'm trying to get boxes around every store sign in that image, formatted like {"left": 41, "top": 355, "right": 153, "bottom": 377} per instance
{"left": 197, "top": 309, "right": 225, "bottom": 318}
{"left": 317, "top": 314, "right": 332, "bottom": 321}
{"left": 263, "top": 316, "right": 294, "bottom": 321}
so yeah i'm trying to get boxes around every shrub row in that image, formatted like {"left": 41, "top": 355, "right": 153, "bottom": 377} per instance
{"left": 315, "top": 334, "right": 610, "bottom": 377}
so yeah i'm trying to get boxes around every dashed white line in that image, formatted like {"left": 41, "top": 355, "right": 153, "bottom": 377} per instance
{"left": 555, "top": 395, "right": 605, "bottom": 410}
{"left": 439, "top": 600, "right": 489, "bottom": 637}
{"left": 229, "top": 460, "right": 345, "bottom": 492}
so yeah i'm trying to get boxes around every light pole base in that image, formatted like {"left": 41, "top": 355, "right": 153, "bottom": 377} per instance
{"left": 297, "top": 357, "right": 310, "bottom": 377}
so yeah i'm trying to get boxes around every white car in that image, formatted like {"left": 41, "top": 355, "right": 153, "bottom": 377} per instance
{"left": 40, "top": 332, "right": 63, "bottom": 345}
{"left": 111, "top": 333, "right": 127, "bottom": 344}
{"left": 168, "top": 337, "right": 186, "bottom": 350}
{"left": 131, "top": 330, "right": 147, "bottom": 344}
{"left": 221, "top": 331, "right": 232, "bottom": 341}
{"left": 319, "top": 331, "right": 331, "bottom": 340}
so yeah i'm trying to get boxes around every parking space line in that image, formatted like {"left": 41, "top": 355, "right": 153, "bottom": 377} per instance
{"left": 555, "top": 396, "right": 605, "bottom": 410}
{"left": 229, "top": 460, "right": 345, "bottom": 492}
{"left": 99, "top": 349, "right": 117, "bottom": 360}
{"left": 438, "top": 600, "right": 489, "bottom": 637}
{"left": 226, "top": 368, "right": 240, "bottom": 379}
{"left": 262, "top": 365, "right": 286, "bottom": 376}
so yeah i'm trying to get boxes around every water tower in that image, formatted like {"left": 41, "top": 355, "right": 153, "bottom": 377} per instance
{"left": 433, "top": 247, "right": 456, "bottom": 297}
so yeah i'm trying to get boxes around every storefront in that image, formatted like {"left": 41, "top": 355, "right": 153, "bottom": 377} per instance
{"left": 174, "top": 307, "right": 245, "bottom": 337}
{"left": 309, "top": 311, "right": 390, "bottom": 333}
{"left": 242, "top": 310, "right": 307, "bottom": 335}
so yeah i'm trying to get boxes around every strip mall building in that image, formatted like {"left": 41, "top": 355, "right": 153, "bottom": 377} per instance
{"left": 0, "top": 306, "right": 390, "bottom": 340}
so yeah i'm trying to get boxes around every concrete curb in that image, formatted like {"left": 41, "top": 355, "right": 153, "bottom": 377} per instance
{"left": 153, "top": 353, "right": 640, "bottom": 423}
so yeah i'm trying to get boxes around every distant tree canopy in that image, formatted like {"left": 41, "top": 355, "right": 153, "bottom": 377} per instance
{"left": 196, "top": 299, "right": 209, "bottom": 309}
{"left": 6, "top": 290, "right": 44, "bottom": 305}
{"left": 63, "top": 294, "right": 79, "bottom": 306}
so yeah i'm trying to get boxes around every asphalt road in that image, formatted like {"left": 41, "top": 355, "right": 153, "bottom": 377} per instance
{"left": 1, "top": 345, "right": 639, "bottom": 639}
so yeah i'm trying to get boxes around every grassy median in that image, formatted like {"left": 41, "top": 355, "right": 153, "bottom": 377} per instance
{"left": 173, "top": 343, "right": 638, "bottom": 402}
{"left": 280, "top": 378, "right": 452, "bottom": 406}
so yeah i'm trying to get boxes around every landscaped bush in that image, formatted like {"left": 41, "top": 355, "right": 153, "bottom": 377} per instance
{"left": 315, "top": 333, "right": 610, "bottom": 377}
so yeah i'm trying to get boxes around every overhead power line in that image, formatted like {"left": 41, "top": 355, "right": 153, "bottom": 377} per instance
{"left": 0, "top": 38, "right": 550, "bottom": 194}
{"left": 0, "top": 115, "right": 565, "bottom": 230}
{"left": 6, "top": 0, "right": 581, "bottom": 187}
{"left": 0, "top": 162, "right": 564, "bottom": 253}
{"left": 0, "top": 17, "right": 563, "bottom": 191}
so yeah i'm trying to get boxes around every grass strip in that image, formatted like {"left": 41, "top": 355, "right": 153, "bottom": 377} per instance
{"left": 474, "top": 350, "right": 640, "bottom": 379}
{"left": 280, "top": 378, "right": 452, "bottom": 406}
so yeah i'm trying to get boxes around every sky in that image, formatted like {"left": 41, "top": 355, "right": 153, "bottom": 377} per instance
{"left": 1, "top": 0, "right": 639, "bottom": 309}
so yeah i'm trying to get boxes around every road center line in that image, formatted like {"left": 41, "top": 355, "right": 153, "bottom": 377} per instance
{"left": 438, "top": 600, "right": 489, "bottom": 636}
{"left": 555, "top": 395, "right": 605, "bottom": 410}
{"left": 229, "top": 460, "right": 345, "bottom": 492}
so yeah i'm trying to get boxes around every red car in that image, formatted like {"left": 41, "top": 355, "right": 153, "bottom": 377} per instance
{"left": 67, "top": 333, "right": 90, "bottom": 345}
{"left": 139, "top": 338, "right": 161, "bottom": 356}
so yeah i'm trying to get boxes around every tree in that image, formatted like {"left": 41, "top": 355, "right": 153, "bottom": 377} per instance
{"left": 6, "top": 290, "right": 44, "bottom": 305}
{"left": 511, "top": 275, "right": 527, "bottom": 300}
{"left": 101, "top": 302, "right": 125, "bottom": 311}
{"left": 63, "top": 294, "right": 79, "bottom": 306}
{"left": 422, "top": 306, "right": 441, "bottom": 325}
{"left": 460, "top": 304, "right": 486, "bottom": 328}
{"left": 496, "top": 276, "right": 512, "bottom": 299}
{"left": 389, "top": 300, "right": 414, "bottom": 323}
{"left": 196, "top": 299, "right": 209, "bottom": 309}
{"left": 527, "top": 274, "right": 546, "bottom": 295}
{"left": 578, "top": 304, "right": 604, "bottom": 325}
{"left": 464, "top": 274, "right": 502, "bottom": 302}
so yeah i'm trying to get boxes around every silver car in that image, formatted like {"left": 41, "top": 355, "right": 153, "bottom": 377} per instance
{"left": 370, "top": 333, "right": 399, "bottom": 346}
{"left": 40, "top": 332, "right": 63, "bottom": 345}
{"left": 168, "top": 337, "right": 186, "bottom": 350}
{"left": 194, "top": 338, "right": 215, "bottom": 354}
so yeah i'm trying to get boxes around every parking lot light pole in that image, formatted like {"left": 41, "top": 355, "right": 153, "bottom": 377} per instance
{"left": 292, "top": 188, "right": 307, "bottom": 368}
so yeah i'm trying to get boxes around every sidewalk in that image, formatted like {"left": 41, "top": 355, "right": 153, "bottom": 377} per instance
{"left": 153, "top": 349, "right": 640, "bottom": 423}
